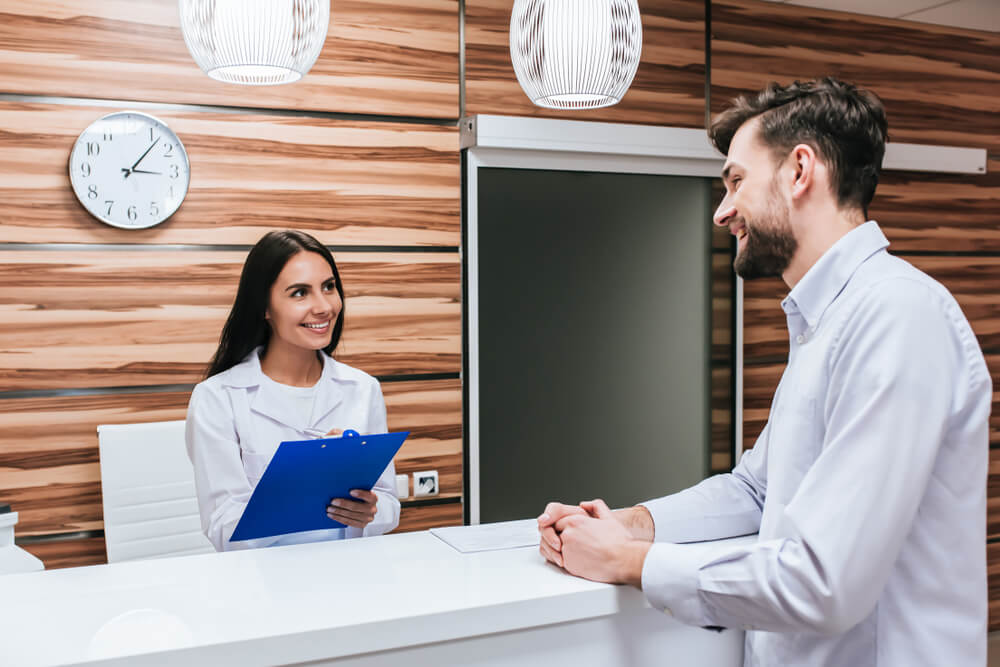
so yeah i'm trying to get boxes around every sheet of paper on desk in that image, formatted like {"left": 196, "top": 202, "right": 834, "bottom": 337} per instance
{"left": 430, "top": 519, "right": 541, "bottom": 553}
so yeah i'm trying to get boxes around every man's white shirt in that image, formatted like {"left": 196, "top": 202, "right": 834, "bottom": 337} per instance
{"left": 640, "top": 221, "right": 991, "bottom": 666}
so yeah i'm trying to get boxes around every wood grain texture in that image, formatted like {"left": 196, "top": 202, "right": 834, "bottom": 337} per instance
{"left": 385, "top": 378, "right": 462, "bottom": 499}
{"left": 18, "top": 536, "right": 107, "bottom": 570}
{"left": 712, "top": 250, "right": 734, "bottom": 365}
{"left": 0, "top": 250, "right": 460, "bottom": 390}
{"left": 741, "top": 361, "right": 782, "bottom": 453}
{"left": 990, "top": 446, "right": 1000, "bottom": 542}
{"left": 0, "top": 103, "right": 460, "bottom": 245}
{"left": 870, "top": 171, "right": 1000, "bottom": 253}
{"left": 989, "top": 354, "right": 1000, "bottom": 450}
{"left": 0, "top": 379, "right": 462, "bottom": 536}
{"left": 465, "top": 0, "right": 705, "bottom": 127}
{"left": 710, "top": 0, "right": 1000, "bottom": 148}
{"left": 743, "top": 255, "right": 1000, "bottom": 363}
{"left": 990, "top": 541, "right": 1000, "bottom": 631}
{"left": 711, "top": 364, "right": 732, "bottom": 474}
{"left": 0, "top": 0, "right": 458, "bottom": 119}
{"left": 396, "top": 500, "right": 462, "bottom": 533}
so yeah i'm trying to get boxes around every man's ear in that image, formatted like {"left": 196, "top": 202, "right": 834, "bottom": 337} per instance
{"left": 788, "top": 143, "right": 817, "bottom": 201}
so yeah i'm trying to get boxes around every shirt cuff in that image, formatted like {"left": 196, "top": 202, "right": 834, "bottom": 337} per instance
{"left": 641, "top": 541, "right": 719, "bottom": 626}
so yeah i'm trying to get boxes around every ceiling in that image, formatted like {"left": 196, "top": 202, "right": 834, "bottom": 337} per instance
{"left": 761, "top": 0, "right": 1000, "bottom": 32}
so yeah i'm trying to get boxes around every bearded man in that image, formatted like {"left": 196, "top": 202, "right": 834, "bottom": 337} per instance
{"left": 538, "top": 77, "right": 991, "bottom": 666}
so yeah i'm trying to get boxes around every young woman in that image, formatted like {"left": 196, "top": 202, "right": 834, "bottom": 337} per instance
{"left": 185, "top": 230, "right": 400, "bottom": 551}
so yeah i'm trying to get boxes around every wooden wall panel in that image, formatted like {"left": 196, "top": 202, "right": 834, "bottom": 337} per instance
{"left": 991, "top": 541, "right": 1000, "bottom": 632}
{"left": 710, "top": 365, "right": 732, "bottom": 473}
{"left": 0, "top": 379, "right": 462, "bottom": 538}
{"left": 0, "top": 0, "right": 459, "bottom": 119}
{"left": 0, "top": 251, "right": 460, "bottom": 391}
{"left": 744, "top": 255, "right": 1000, "bottom": 363}
{"left": 711, "top": 249, "right": 735, "bottom": 473}
{"left": 465, "top": 0, "right": 705, "bottom": 127}
{"left": 385, "top": 378, "right": 462, "bottom": 501}
{"left": 0, "top": 103, "right": 460, "bottom": 246}
{"left": 396, "top": 501, "right": 462, "bottom": 533}
{"left": 989, "top": 354, "right": 1000, "bottom": 449}
{"left": 711, "top": 251, "right": 734, "bottom": 365}
{"left": 741, "top": 361, "right": 781, "bottom": 453}
{"left": 19, "top": 536, "right": 108, "bottom": 571}
{"left": 710, "top": 0, "right": 1000, "bottom": 147}
{"left": 990, "top": 447, "right": 1000, "bottom": 542}
{"left": 870, "top": 170, "right": 1000, "bottom": 253}
{"left": 742, "top": 276, "right": 788, "bottom": 363}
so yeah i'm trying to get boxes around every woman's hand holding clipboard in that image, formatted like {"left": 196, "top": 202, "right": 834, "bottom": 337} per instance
{"left": 323, "top": 427, "right": 379, "bottom": 528}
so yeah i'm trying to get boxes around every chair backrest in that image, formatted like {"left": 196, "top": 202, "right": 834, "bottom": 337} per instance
{"left": 97, "top": 420, "right": 214, "bottom": 563}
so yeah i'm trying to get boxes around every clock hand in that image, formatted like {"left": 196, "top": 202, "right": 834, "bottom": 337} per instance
{"left": 129, "top": 136, "right": 161, "bottom": 171}
{"left": 130, "top": 168, "right": 162, "bottom": 175}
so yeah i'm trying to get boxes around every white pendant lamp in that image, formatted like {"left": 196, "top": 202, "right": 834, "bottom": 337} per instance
{"left": 509, "top": 0, "right": 643, "bottom": 110}
{"left": 179, "top": 0, "right": 330, "bottom": 85}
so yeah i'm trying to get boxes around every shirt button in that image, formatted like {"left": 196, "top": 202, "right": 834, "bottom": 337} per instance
{"left": 795, "top": 334, "right": 806, "bottom": 344}
{"left": 662, "top": 608, "right": 673, "bottom": 616}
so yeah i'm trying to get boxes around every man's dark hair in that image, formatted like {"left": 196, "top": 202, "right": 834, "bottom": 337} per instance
{"left": 709, "top": 77, "right": 888, "bottom": 217}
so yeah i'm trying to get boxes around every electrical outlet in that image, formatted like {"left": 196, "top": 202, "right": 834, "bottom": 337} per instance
{"left": 413, "top": 470, "right": 439, "bottom": 497}
{"left": 395, "top": 473, "right": 409, "bottom": 498}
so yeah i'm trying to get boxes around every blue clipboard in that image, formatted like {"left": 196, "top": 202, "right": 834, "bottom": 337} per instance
{"left": 230, "top": 429, "right": 408, "bottom": 542}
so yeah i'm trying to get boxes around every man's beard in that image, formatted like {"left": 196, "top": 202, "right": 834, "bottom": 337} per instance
{"left": 733, "top": 187, "right": 796, "bottom": 280}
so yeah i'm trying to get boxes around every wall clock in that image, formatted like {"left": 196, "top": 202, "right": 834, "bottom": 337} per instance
{"left": 68, "top": 111, "right": 190, "bottom": 229}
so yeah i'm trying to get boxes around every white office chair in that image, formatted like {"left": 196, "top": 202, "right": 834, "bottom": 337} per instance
{"left": 97, "top": 420, "right": 214, "bottom": 563}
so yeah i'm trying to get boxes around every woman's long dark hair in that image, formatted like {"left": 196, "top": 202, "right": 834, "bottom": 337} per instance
{"left": 205, "top": 230, "right": 345, "bottom": 378}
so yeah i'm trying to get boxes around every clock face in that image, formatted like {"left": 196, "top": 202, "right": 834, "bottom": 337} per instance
{"left": 68, "top": 112, "right": 190, "bottom": 230}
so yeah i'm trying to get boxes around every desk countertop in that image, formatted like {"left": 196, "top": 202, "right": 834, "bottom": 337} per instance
{"left": 0, "top": 530, "right": 742, "bottom": 666}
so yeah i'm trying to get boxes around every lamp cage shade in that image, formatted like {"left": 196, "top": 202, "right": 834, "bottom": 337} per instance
{"left": 179, "top": 0, "right": 330, "bottom": 85}
{"left": 509, "top": 0, "right": 642, "bottom": 110}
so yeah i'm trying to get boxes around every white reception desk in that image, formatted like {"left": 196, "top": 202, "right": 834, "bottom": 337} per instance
{"left": 0, "top": 529, "right": 745, "bottom": 666}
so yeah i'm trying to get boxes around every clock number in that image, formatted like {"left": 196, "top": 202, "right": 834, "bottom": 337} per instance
{"left": 169, "top": 164, "right": 179, "bottom": 179}
{"left": 150, "top": 201, "right": 160, "bottom": 217}
{"left": 127, "top": 205, "right": 138, "bottom": 222}
{"left": 104, "top": 200, "right": 114, "bottom": 216}
{"left": 102, "top": 132, "right": 112, "bottom": 142}
{"left": 163, "top": 143, "right": 174, "bottom": 158}
{"left": 86, "top": 142, "right": 100, "bottom": 157}
{"left": 87, "top": 185, "right": 98, "bottom": 200}
{"left": 80, "top": 162, "right": 91, "bottom": 178}
{"left": 150, "top": 127, "right": 156, "bottom": 141}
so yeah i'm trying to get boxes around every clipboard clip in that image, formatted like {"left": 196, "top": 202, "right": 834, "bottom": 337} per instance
{"left": 303, "top": 428, "right": 362, "bottom": 439}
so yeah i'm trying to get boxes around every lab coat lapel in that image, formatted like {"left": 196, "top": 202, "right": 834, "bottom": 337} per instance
{"left": 249, "top": 377, "right": 307, "bottom": 432}
{"left": 235, "top": 347, "right": 307, "bottom": 432}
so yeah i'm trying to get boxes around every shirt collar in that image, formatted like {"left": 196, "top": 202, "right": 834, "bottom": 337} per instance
{"left": 781, "top": 220, "right": 890, "bottom": 330}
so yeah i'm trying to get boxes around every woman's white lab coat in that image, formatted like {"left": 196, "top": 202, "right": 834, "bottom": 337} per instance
{"left": 185, "top": 347, "right": 400, "bottom": 551}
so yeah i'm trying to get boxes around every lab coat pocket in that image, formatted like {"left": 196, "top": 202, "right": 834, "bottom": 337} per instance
{"left": 241, "top": 450, "right": 272, "bottom": 486}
